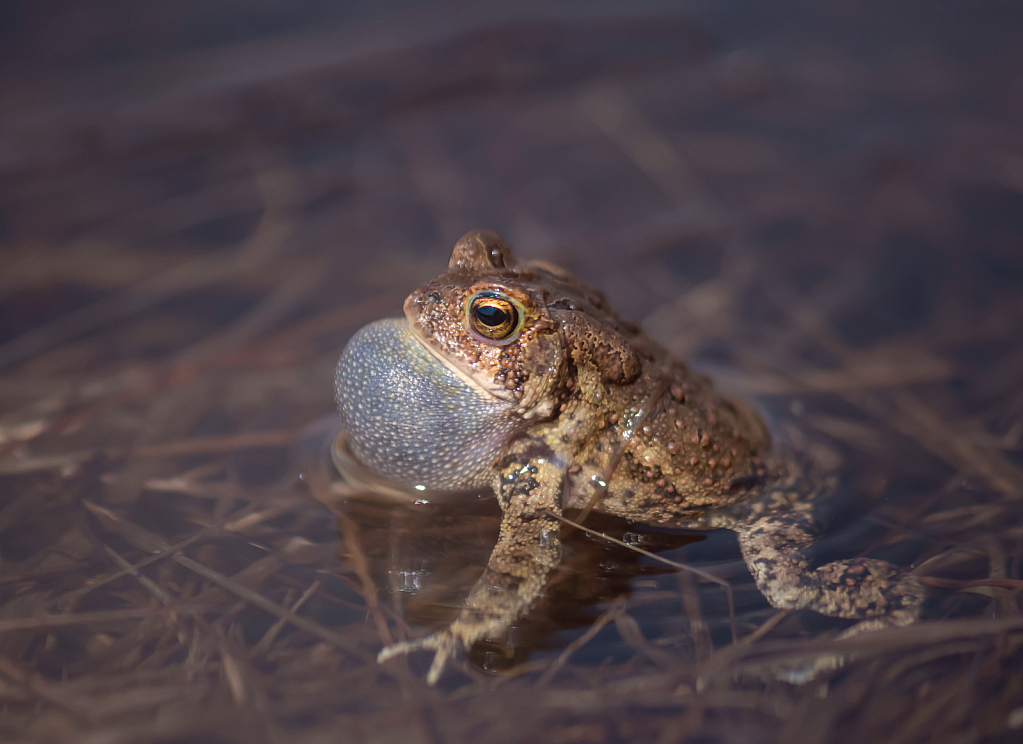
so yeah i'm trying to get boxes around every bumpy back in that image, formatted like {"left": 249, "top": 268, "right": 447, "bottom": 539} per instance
{"left": 334, "top": 318, "right": 520, "bottom": 491}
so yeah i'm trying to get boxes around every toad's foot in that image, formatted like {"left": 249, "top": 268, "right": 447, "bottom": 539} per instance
{"left": 378, "top": 634, "right": 454, "bottom": 687}
{"left": 377, "top": 594, "right": 542, "bottom": 684}
{"left": 378, "top": 618, "right": 486, "bottom": 686}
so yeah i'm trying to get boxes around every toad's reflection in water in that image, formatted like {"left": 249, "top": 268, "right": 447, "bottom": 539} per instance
{"left": 329, "top": 427, "right": 703, "bottom": 678}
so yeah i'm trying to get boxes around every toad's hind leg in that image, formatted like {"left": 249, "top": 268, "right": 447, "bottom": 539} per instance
{"left": 378, "top": 456, "right": 563, "bottom": 684}
{"left": 736, "top": 507, "right": 924, "bottom": 629}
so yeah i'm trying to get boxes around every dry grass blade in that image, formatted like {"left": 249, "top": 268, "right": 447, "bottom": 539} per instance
{"left": 251, "top": 580, "right": 320, "bottom": 656}
{"left": 538, "top": 598, "right": 628, "bottom": 686}
{"left": 101, "top": 544, "right": 176, "bottom": 606}
{"left": 171, "top": 555, "right": 368, "bottom": 661}
{"left": 0, "top": 608, "right": 194, "bottom": 633}
{"left": 133, "top": 428, "right": 308, "bottom": 458}
{"left": 547, "top": 510, "right": 738, "bottom": 643}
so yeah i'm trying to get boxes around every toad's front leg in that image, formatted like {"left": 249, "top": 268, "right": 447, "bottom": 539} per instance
{"left": 378, "top": 453, "right": 563, "bottom": 684}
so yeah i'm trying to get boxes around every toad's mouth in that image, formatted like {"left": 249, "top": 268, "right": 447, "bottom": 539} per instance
{"left": 334, "top": 317, "right": 521, "bottom": 491}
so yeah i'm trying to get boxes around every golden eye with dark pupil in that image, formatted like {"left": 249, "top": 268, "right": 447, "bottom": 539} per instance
{"left": 469, "top": 295, "right": 518, "bottom": 340}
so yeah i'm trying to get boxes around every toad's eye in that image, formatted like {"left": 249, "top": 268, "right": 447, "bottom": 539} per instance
{"left": 467, "top": 293, "right": 521, "bottom": 342}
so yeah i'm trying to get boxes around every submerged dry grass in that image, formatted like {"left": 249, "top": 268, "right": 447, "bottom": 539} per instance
{"left": 1, "top": 3, "right": 1022, "bottom": 742}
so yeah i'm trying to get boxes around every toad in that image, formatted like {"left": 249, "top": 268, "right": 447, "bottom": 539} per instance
{"left": 334, "top": 230, "right": 924, "bottom": 684}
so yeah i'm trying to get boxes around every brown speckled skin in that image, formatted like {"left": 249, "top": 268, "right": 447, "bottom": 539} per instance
{"left": 370, "top": 230, "right": 924, "bottom": 684}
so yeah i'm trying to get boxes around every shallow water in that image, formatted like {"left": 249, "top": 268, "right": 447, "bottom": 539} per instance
{"left": 1, "top": 1, "right": 1022, "bottom": 742}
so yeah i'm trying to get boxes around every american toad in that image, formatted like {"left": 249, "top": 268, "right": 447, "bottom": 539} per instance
{"left": 334, "top": 230, "right": 924, "bottom": 684}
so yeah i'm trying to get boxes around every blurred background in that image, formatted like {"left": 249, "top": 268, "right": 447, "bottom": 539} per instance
{"left": 2, "top": 1, "right": 1023, "bottom": 743}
